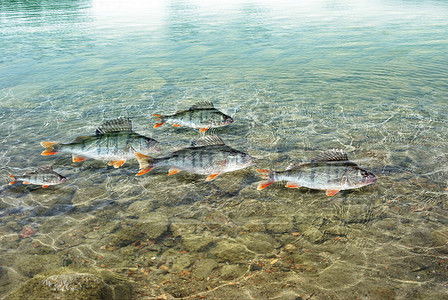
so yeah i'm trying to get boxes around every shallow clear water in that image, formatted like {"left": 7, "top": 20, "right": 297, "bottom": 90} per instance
{"left": 1, "top": 0, "right": 448, "bottom": 299}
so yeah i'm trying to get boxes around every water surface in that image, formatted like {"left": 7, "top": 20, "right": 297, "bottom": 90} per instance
{"left": 1, "top": 0, "right": 448, "bottom": 299}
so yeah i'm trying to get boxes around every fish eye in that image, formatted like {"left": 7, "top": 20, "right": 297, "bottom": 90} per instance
{"left": 361, "top": 170, "right": 369, "bottom": 177}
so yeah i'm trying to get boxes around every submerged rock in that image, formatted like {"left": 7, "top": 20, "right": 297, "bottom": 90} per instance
{"left": 431, "top": 226, "right": 448, "bottom": 253}
{"left": 192, "top": 259, "right": 218, "bottom": 280}
{"left": 211, "top": 241, "right": 254, "bottom": 263}
{"left": 134, "top": 213, "right": 170, "bottom": 240}
{"left": 182, "top": 235, "right": 216, "bottom": 252}
{"left": 220, "top": 264, "right": 246, "bottom": 280}
{"left": 5, "top": 268, "right": 133, "bottom": 300}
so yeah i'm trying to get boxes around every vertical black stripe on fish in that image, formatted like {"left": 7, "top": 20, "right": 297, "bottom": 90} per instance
{"left": 191, "top": 149, "right": 196, "bottom": 168}
{"left": 208, "top": 150, "right": 214, "bottom": 170}
{"left": 310, "top": 164, "right": 316, "bottom": 184}
{"left": 114, "top": 134, "right": 119, "bottom": 154}
{"left": 96, "top": 134, "right": 103, "bottom": 156}
{"left": 199, "top": 148, "right": 204, "bottom": 169}
{"left": 295, "top": 168, "right": 302, "bottom": 183}
{"left": 199, "top": 109, "right": 205, "bottom": 123}
{"left": 126, "top": 133, "right": 132, "bottom": 149}
{"left": 189, "top": 110, "right": 192, "bottom": 125}
{"left": 326, "top": 163, "right": 332, "bottom": 186}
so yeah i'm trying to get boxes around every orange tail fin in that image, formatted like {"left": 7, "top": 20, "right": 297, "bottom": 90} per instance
{"left": 8, "top": 175, "right": 18, "bottom": 185}
{"left": 134, "top": 152, "right": 154, "bottom": 176}
{"left": 40, "top": 141, "right": 59, "bottom": 156}
{"left": 153, "top": 114, "right": 166, "bottom": 128}
{"left": 256, "top": 169, "right": 274, "bottom": 190}
{"left": 256, "top": 169, "right": 272, "bottom": 179}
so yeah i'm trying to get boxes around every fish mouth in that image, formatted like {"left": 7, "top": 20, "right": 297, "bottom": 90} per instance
{"left": 61, "top": 177, "right": 68, "bottom": 183}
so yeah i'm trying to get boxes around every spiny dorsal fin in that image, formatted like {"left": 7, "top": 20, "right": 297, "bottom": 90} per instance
{"left": 310, "top": 149, "right": 349, "bottom": 163}
{"left": 189, "top": 101, "right": 215, "bottom": 110}
{"left": 36, "top": 166, "right": 54, "bottom": 173}
{"left": 286, "top": 162, "right": 308, "bottom": 171}
{"left": 191, "top": 135, "right": 225, "bottom": 147}
{"left": 24, "top": 166, "right": 53, "bottom": 176}
{"left": 96, "top": 117, "right": 133, "bottom": 135}
{"left": 73, "top": 135, "right": 91, "bottom": 143}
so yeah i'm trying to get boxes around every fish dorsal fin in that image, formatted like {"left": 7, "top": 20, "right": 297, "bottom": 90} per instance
{"left": 189, "top": 101, "right": 215, "bottom": 110}
{"left": 73, "top": 135, "right": 91, "bottom": 143}
{"left": 96, "top": 117, "right": 133, "bottom": 135}
{"left": 36, "top": 166, "right": 54, "bottom": 173}
{"left": 191, "top": 135, "right": 225, "bottom": 147}
{"left": 310, "top": 149, "right": 349, "bottom": 163}
{"left": 286, "top": 162, "right": 308, "bottom": 171}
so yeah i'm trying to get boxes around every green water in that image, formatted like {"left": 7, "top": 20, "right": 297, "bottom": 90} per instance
{"left": 1, "top": 0, "right": 448, "bottom": 299}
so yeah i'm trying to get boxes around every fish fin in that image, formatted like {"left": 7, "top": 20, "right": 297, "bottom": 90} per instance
{"left": 191, "top": 135, "right": 225, "bottom": 147}
{"left": 23, "top": 182, "right": 30, "bottom": 185}
{"left": 311, "top": 149, "right": 349, "bottom": 163}
{"left": 256, "top": 169, "right": 272, "bottom": 179}
{"left": 134, "top": 152, "right": 154, "bottom": 176}
{"left": 111, "top": 160, "right": 126, "bottom": 168}
{"left": 96, "top": 117, "right": 132, "bottom": 135}
{"left": 205, "top": 173, "right": 220, "bottom": 181}
{"left": 42, "top": 185, "right": 49, "bottom": 188}
{"left": 325, "top": 189, "right": 340, "bottom": 196}
{"left": 286, "top": 163, "right": 308, "bottom": 170}
{"left": 72, "top": 135, "right": 92, "bottom": 143}
{"left": 73, "top": 155, "right": 87, "bottom": 163}
{"left": 199, "top": 127, "right": 210, "bottom": 133}
{"left": 257, "top": 181, "right": 274, "bottom": 190}
{"left": 285, "top": 182, "right": 301, "bottom": 188}
{"left": 8, "top": 175, "right": 18, "bottom": 185}
{"left": 40, "top": 141, "right": 59, "bottom": 155}
{"left": 189, "top": 101, "right": 215, "bottom": 110}
{"left": 172, "top": 124, "right": 182, "bottom": 128}
{"left": 153, "top": 114, "right": 166, "bottom": 128}
{"left": 36, "top": 166, "right": 54, "bottom": 172}
{"left": 168, "top": 168, "right": 181, "bottom": 176}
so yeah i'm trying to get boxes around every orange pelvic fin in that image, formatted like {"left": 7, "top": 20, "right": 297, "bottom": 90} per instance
{"left": 136, "top": 167, "right": 153, "bottom": 176}
{"left": 73, "top": 155, "right": 87, "bottom": 163}
{"left": 40, "top": 141, "right": 59, "bottom": 156}
{"left": 153, "top": 114, "right": 166, "bottom": 128}
{"left": 199, "top": 127, "right": 209, "bottom": 133}
{"left": 110, "top": 160, "right": 126, "bottom": 168}
{"left": 257, "top": 181, "right": 274, "bottom": 190}
{"left": 23, "top": 182, "right": 30, "bottom": 185}
{"left": 42, "top": 185, "right": 49, "bottom": 188}
{"left": 172, "top": 124, "right": 181, "bottom": 128}
{"left": 285, "top": 182, "right": 301, "bottom": 188}
{"left": 205, "top": 173, "right": 220, "bottom": 181}
{"left": 134, "top": 152, "right": 154, "bottom": 176}
{"left": 8, "top": 175, "right": 17, "bottom": 185}
{"left": 325, "top": 189, "right": 341, "bottom": 196}
{"left": 168, "top": 168, "right": 181, "bottom": 176}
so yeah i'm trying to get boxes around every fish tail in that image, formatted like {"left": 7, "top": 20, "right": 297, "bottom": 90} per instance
{"left": 257, "top": 169, "right": 275, "bottom": 190}
{"left": 40, "top": 141, "right": 60, "bottom": 156}
{"left": 153, "top": 114, "right": 166, "bottom": 128}
{"left": 8, "top": 175, "right": 18, "bottom": 185}
{"left": 134, "top": 152, "right": 154, "bottom": 176}
{"left": 256, "top": 169, "right": 275, "bottom": 190}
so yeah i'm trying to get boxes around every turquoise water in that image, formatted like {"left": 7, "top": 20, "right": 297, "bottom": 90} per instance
{"left": 1, "top": 0, "right": 448, "bottom": 298}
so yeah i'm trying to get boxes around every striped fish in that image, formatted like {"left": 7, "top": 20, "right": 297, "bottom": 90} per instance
{"left": 256, "top": 149, "right": 377, "bottom": 196}
{"left": 9, "top": 166, "right": 67, "bottom": 188}
{"left": 153, "top": 101, "right": 233, "bottom": 133}
{"left": 134, "top": 135, "right": 255, "bottom": 181}
{"left": 41, "top": 118, "right": 159, "bottom": 168}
